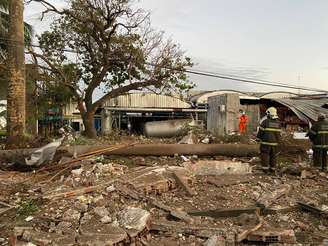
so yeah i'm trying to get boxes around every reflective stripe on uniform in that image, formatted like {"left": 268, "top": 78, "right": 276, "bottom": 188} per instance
{"left": 318, "top": 131, "right": 328, "bottom": 134}
{"left": 260, "top": 127, "right": 281, "bottom": 132}
{"left": 261, "top": 141, "right": 278, "bottom": 146}
{"left": 313, "top": 145, "right": 328, "bottom": 148}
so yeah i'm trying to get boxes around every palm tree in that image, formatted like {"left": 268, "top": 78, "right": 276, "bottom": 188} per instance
{"left": 0, "top": 0, "right": 32, "bottom": 61}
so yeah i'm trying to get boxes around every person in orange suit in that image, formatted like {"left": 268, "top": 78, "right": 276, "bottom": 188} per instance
{"left": 239, "top": 110, "right": 248, "bottom": 134}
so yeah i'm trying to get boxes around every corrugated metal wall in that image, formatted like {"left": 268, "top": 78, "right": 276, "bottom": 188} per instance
{"left": 104, "top": 93, "right": 191, "bottom": 109}
{"left": 207, "top": 94, "right": 260, "bottom": 136}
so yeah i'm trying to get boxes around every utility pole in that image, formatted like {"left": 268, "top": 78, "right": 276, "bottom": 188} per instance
{"left": 6, "top": 0, "right": 26, "bottom": 148}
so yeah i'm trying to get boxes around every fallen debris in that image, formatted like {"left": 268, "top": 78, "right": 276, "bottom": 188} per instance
{"left": 150, "top": 198, "right": 194, "bottom": 224}
{"left": 118, "top": 207, "right": 151, "bottom": 237}
{"left": 297, "top": 202, "right": 328, "bottom": 218}
{"left": 150, "top": 220, "right": 225, "bottom": 239}
{"left": 246, "top": 228, "right": 296, "bottom": 244}
{"left": 256, "top": 184, "right": 292, "bottom": 208}
{"left": 25, "top": 137, "right": 64, "bottom": 166}
{"left": 172, "top": 170, "right": 196, "bottom": 196}
{"left": 237, "top": 209, "right": 263, "bottom": 242}
{"left": 206, "top": 175, "right": 253, "bottom": 188}
{"left": 43, "top": 179, "right": 118, "bottom": 200}
{"left": 184, "top": 160, "right": 252, "bottom": 176}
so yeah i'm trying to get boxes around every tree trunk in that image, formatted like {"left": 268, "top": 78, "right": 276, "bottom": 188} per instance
{"left": 82, "top": 112, "right": 97, "bottom": 138}
{"left": 6, "top": 0, "right": 26, "bottom": 149}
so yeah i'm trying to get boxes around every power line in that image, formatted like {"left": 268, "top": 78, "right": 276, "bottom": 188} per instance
{"left": 1, "top": 37, "right": 327, "bottom": 93}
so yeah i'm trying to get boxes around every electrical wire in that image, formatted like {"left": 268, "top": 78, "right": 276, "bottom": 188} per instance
{"left": 0, "top": 37, "right": 327, "bottom": 93}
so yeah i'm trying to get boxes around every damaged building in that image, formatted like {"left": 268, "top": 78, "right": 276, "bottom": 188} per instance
{"left": 61, "top": 90, "right": 328, "bottom": 137}
{"left": 190, "top": 90, "right": 328, "bottom": 136}
{"left": 63, "top": 93, "right": 206, "bottom": 137}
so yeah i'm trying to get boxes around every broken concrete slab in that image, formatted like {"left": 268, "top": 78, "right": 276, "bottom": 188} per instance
{"left": 93, "top": 206, "right": 109, "bottom": 218}
{"left": 184, "top": 160, "right": 252, "bottom": 176}
{"left": 79, "top": 217, "right": 128, "bottom": 245}
{"left": 21, "top": 230, "right": 76, "bottom": 246}
{"left": 118, "top": 207, "right": 151, "bottom": 237}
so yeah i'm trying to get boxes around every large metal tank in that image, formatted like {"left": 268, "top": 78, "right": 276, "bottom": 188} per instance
{"left": 143, "top": 119, "right": 190, "bottom": 138}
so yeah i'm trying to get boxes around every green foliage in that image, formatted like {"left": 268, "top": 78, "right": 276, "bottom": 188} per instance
{"left": 17, "top": 199, "right": 39, "bottom": 218}
{"left": 33, "top": 0, "right": 194, "bottom": 137}
{"left": 36, "top": 0, "right": 194, "bottom": 105}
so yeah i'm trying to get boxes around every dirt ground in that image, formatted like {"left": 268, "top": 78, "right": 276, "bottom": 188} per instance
{"left": 0, "top": 135, "right": 327, "bottom": 245}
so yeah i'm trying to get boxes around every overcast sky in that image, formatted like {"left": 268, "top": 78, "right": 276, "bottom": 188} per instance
{"left": 25, "top": 0, "right": 328, "bottom": 93}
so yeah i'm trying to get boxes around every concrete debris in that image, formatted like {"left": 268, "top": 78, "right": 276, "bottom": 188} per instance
{"left": 2, "top": 135, "right": 328, "bottom": 245}
{"left": 118, "top": 207, "right": 151, "bottom": 232}
{"left": 203, "top": 235, "right": 219, "bottom": 246}
{"left": 93, "top": 206, "right": 109, "bottom": 218}
{"left": 301, "top": 170, "right": 315, "bottom": 179}
{"left": 179, "top": 131, "right": 198, "bottom": 144}
{"left": 100, "top": 215, "right": 112, "bottom": 224}
{"left": 71, "top": 168, "right": 84, "bottom": 177}
{"left": 184, "top": 160, "right": 252, "bottom": 176}
{"left": 247, "top": 228, "right": 296, "bottom": 244}
{"left": 24, "top": 216, "right": 34, "bottom": 222}
{"left": 62, "top": 208, "right": 81, "bottom": 222}
{"left": 257, "top": 184, "right": 292, "bottom": 208}
{"left": 21, "top": 230, "right": 76, "bottom": 246}
{"left": 79, "top": 220, "right": 128, "bottom": 246}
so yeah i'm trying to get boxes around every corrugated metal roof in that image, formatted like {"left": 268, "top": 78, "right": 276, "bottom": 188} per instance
{"left": 190, "top": 90, "right": 259, "bottom": 104}
{"left": 273, "top": 98, "right": 328, "bottom": 123}
{"left": 104, "top": 93, "right": 191, "bottom": 109}
{"left": 259, "top": 91, "right": 299, "bottom": 99}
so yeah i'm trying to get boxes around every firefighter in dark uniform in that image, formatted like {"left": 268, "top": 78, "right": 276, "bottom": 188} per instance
{"left": 257, "top": 107, "right": 281, "bottom": 173}
{"left": 307, "top": 113, "right": 328, "bottom": 171}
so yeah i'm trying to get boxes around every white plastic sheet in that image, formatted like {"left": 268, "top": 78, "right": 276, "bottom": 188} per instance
{"left": 25, "top": 137, "right": 64, "bottom": 166}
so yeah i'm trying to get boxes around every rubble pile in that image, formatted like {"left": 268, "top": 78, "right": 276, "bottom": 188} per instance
{"left": 0, "top": 144, "right": 328, "bottom": 245}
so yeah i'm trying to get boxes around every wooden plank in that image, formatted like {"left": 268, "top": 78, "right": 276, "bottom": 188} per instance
{"left": 206, "top": 175, "right": 252, "bottom": 188}
{"left": 150, "top": 220, "right": 225, "bottom": 239}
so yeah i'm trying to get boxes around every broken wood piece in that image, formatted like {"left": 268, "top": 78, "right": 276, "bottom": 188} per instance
{"left": 188, "top": 205, "right": 297, "bottom": 219}
{"left": 149, "top": 198, "right": 194, "bottom": 224}
{"left": 188, "top": 207, "right": 257, "bottom": 218}
{"left": 237, "top": 209, "right": 263, "bottom": 242}
{"left": 206, "top": 175, "right": 252, "bottom": 188}
{"left": 256, "top": 184, "right": 292, "bottom": 208}
{"left": 43, "top": 179, "right": 117, "bottom": 200}
{"left": 150, "top": 220, "right": 225, "bottom": 239}
{"left": 172, "top": 171, "right": 196, "bottom": 196}
{"left": 297, "top": 202, "right": 328, "bottom": 218}
{"left": 0, "top": 206, "right": 15, "bottom": 216}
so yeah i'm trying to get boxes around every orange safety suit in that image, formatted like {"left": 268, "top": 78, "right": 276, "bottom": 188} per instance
{"left": 239, "top": 114, "right": 248, "bottom": 134}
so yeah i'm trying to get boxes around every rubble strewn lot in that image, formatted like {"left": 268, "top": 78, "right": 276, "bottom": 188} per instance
{"left": 0, "top": 137, "right": 328, "bottom": 245}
